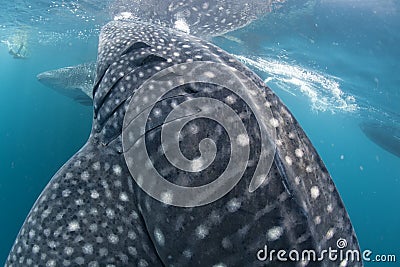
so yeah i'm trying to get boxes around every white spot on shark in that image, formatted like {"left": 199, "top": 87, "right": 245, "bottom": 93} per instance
{"left": 310, "top": 186, "right": 320, "bottom": 199}
{"left": 196, "top": 225, "right": 209, "bottom": 239}
{"left": 269, "top": 118, "right": 279, "bottom": 128}
{"left": 226, "top": 198, "right": 241, "bottom": 213}
{"left": 67, "top": 221, "right": 80, "bottom": 232}
{"left": 237, "top": 134, "right": 249, "bottom": 147}
{"left": 267, "top": 226, "right": 283, "bottom": 241}
{"left": 154, "top": 228, "right": 165, "bottom": 246}
{"left": 113, "top": 165, "right": 122, "bottom": 176}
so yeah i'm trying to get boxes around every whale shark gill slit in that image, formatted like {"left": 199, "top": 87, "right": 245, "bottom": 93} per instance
{"left": 139, "top": 54, "right": 167, "bottom": 66}
{"left": 274, "top": 154, "right": 294, "bottom": 197}
{"left": 93, "top": 52, "right": 167, "bottom": 119}
{"left": 122, "top": 93, "right": 192, "bottom": 134}
{"left": 154, "top": 71, "right": 184, "bottom": 81}
{"left": 121, "top": 41, "right": 151, "bottom": 56}
{"left": 94, "top": 53, "right": 168, "bottom": 136}
{"left": 93, "top": 42, "right": 153, "bottom": 104}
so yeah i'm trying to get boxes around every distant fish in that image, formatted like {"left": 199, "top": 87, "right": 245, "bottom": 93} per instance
{"left": 360, "top": 121, "right": 400, "bottom": 158}
{"left": 37, "top": 62, "right": 96, "bottom": 106}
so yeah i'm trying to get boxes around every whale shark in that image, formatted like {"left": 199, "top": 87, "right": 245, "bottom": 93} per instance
{"left": 360, "top": 120, "right": 400, "bottom": 158}
{"left": 6, "top": 17, "right": 362, "bottom": 267}
{"left": 109, "top": 0, "right": 273, "bottom": 37}
{"left": 37, "top": 62, "right": 96, "bottom": 106}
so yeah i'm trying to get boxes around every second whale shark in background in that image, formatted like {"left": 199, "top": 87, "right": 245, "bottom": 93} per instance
{"left": 360, "top": 121, "right": 400, "bottom": 158}
{"left": 37, "top": 62, "right": 96, "bottom": 106}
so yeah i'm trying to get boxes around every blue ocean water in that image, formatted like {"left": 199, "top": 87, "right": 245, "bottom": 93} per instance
{"left": 0, "top": 0, "right": 399, "bottom": 265}
{"left": 0, "top": 42, "right": 95, "bottom": 260}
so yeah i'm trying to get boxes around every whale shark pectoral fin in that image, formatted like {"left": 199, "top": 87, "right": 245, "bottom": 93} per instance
{"left": 75, "top": 96, "right": 93, "bottom": 106}
{"left": 68, "top": 87, "right": 93, "bottom": 106}
{"left": 5, "top": 143, "right": 165, "bottom": 266}
{"left": 43, "top": 85, "right": 93, "bottom": 106}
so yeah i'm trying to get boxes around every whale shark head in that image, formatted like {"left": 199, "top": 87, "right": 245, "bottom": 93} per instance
{"left": 6, "top": 16, "right": 362, "bottom": 267}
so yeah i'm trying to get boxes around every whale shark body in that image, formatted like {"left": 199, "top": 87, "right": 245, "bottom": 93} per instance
{"left": 360, "top": 121, "right": 400, "bottom": 158}
{"left": 6, "top": 19, "right": 361, "bottom": 267}
{"left": 37, "top": 62, "right": 96, "bottom": 106}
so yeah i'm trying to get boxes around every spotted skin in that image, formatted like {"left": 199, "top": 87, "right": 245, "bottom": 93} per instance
{"left": 110, "top": 0, "right": 272, "bottom": 37}
{"left": 37, "top": 62, "right": 96, "bottom": 106}
{"left": 5, "top": 21, "right": 362, "bottom": 267}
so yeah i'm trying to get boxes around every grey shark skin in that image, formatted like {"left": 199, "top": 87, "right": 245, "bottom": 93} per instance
{"left": 360, "top": 121, "right": 400, "bottom": 158}
{"left": 6, "top": 21, "right": 362, "bottom": 267}
{"left": 37, "top": 62, "right": 96, "bottom": 106}
{"left": 109, "top": 0, "right": 272, "bottom": 37}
